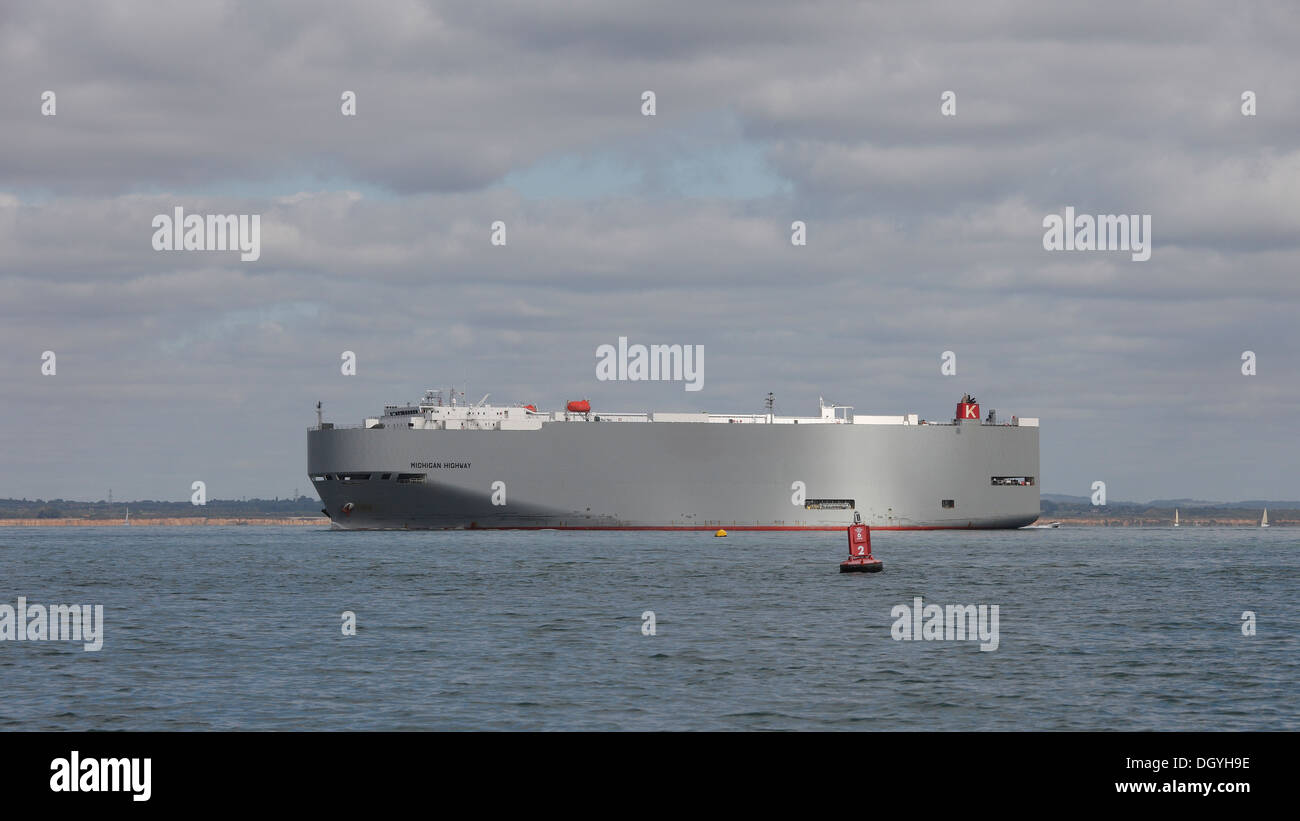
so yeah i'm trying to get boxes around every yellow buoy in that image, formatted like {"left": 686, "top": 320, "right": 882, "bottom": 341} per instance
{"left": 714, "top": 529, "right": 727, "bottom": 537}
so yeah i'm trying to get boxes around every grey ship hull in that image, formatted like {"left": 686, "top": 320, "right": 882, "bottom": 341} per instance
{"left": 308, "top": 419, "right": 1039, "bottom": 530}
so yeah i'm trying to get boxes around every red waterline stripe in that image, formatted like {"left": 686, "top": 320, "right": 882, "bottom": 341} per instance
{"left": 464, "top": 524, "right": 992, "bottom": 531}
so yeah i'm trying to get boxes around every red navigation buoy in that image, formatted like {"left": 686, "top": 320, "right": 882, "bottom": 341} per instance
{"left": 840, "top": 514, "right": 882, "bottom": 573}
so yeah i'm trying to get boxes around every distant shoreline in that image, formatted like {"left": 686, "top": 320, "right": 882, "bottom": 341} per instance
{"left": 0, "top": 516, "right": 1285, "bottom": 528}
{"left": 1033, "top": 517, "right": 1287, "bottom": 528}
{"left": 0, "top": 517, "right": 328, "bottom": 527}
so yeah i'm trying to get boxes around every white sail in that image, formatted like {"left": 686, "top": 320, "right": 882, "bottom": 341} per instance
{"left": 1261, "top": 508, "right": 1269, "bottom": 528}
{"left": 1174, "top": 508, "right": 1179, "bottom": 527}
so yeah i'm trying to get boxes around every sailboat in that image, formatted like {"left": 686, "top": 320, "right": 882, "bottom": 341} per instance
{"left": 1261, "top": 508, "right": 1269, "bottom": 528}
{"left": 1174, "top": 508, "right": 1180, "bottom": 527}
{"left": 125, "top": 506, "right": 131, "bottom": 526}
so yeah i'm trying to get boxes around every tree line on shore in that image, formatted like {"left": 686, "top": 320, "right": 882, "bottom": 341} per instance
{"left": 0, "top": 497, "right": 322, "bottom": 520}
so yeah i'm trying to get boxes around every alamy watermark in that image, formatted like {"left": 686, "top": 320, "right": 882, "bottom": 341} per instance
{"left": 152, "top": 207, "right": 261, "bottom": 262}
{"left": 891, "top": 596, "right": 999, "bottom": 651}
{"left": 1043, "top": 207, "right": 1151, "bottom": 261}
{"left": 50, "top": 752, "right": 150, "bottom": 801}
{"left": 0, "top": 597, "right": 103, "bottom": 651}
{"left": 596, "top": 337, "right": 703, "bottom": 391}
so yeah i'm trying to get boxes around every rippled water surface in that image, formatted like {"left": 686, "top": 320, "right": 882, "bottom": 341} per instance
{"left": 0, "top": 526, "right": 1295, "bottom": 730}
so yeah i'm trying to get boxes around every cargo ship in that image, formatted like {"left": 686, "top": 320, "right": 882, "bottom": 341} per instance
{"left": 308, "top": 391, "right": 1040, "bottom": 530}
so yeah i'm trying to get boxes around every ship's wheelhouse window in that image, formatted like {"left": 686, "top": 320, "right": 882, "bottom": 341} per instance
{"left": 339, "top": 473, "right": 371, "bottom": 482}
{"left": 311, "top": 475, "right": 328, "bottom": 482}
{"left": 396, "top": 473, "right": 426, "bottom": 484}
{"left": 381, "top": 473, "right": 392, "bottom": 480}
{"left": 941, "top": 499, "right": 955, "bottom": 508}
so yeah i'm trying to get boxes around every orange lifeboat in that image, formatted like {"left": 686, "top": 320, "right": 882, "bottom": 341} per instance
{"left": 566, "top": 399, "right": 591, "bottom": 413}
{"left": 524, "top": 404, "right": 537, "bottom": 412}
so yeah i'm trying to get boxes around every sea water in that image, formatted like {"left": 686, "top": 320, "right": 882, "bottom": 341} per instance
{"left": 0, "top": 526, "right": 1294, "bottom": 730}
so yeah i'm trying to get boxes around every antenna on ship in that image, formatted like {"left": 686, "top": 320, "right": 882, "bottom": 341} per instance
{"left": 316, "top": 401, "right": 323, "bottom": 428}
{"left": 765, "top": 392, "right": 775, "bottom": 413}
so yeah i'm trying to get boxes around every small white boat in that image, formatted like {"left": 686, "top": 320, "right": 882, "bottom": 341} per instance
{"left": 1261, "top": 508, "right": 1269, "bottom": 528}
{"left": 1020, "top": 521, "right": 1062, "bottom": 529}
{"left": 1174, "top": 508, "right": 1180, "bottom": 527}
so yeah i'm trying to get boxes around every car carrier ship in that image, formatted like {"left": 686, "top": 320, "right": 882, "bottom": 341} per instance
{"left": 307, "top": 390, "right": 1040, "bottom": 530}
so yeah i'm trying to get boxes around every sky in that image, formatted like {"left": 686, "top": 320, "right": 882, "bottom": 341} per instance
{"left": 1, "top": 0, "right": 1297, "bottom": 503}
